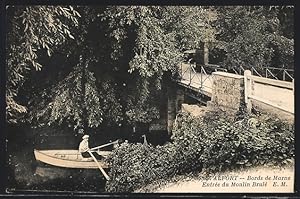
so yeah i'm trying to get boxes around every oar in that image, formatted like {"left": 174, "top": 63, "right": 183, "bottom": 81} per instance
{"left": 87, "top": 151, "right": 110, "bottom": 181}
{"left": 89, "top": 140, "right": 119, "bottom": 151}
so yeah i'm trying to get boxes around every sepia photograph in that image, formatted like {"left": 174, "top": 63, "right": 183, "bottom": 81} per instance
{"left": 4, "top": 4, "right": 295, "bottom": 194}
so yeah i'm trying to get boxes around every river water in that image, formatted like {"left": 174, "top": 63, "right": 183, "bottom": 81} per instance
{"left": 7, "top": 124, "right": 169, "bottom": 193}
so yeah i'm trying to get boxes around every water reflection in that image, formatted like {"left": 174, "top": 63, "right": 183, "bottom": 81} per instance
{"left": 31, "top": 166, "right": 107, "bottom": 192}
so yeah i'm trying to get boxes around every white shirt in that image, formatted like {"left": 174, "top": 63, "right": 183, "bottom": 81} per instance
{"left": 79, "top": 139, "right": 89, "bottom": 153}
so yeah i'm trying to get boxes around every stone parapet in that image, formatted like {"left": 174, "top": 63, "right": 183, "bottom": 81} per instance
{"left": 207, "top": 72, "right": 244, "bottom": 118}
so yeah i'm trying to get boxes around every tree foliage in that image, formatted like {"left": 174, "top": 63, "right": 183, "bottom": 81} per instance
{"left": 28, "top": 58, "right": 104, "bottom": 130}
{"left": 97, "top": 77, "right": 123, "bottom": 126}
{"left": 26, "top": 6, "right": 217, "bottom": 130}
{"left": 6, "top": 6, "right": 80, "bottom": 123}
{"left": 214, "top": 6, "right": 294, "bottom": 70}
{"left": 104, "top": 6, "right": 217, "bottom": 78}
{"left": 102, "top": 6, "right": 217, "bottom": 125}
{"left": 7, "top": 6, "right": 294, "bottom": 131}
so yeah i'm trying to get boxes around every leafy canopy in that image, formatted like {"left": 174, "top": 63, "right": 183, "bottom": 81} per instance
{"left": 23, "top": 6, "right": 217, "bottom": 129}
{"left": 103, "top": 6, "right": 217, "bottom": 125}
{"left": 6, "top": 6, "right": 80, "bottom": 123}
{"left": 214, "top": 6, "right": 294, "bottom": 70}
{"left": 8, "top": 6, "right": 294, "bottom": 131}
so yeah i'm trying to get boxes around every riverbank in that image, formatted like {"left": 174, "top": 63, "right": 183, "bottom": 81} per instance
{"left": 136, "top": 162, "right": 294, "bottom": 193}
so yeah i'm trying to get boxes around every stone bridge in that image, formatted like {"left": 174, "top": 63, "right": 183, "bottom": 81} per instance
{"left": 150, "top": 62, "right": 294, "bottom": 134}
{"left": 176, "top": 62, "right": 294, "bottom": 122}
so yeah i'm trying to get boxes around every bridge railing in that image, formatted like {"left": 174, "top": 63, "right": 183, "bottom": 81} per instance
{"left": 180, "top": 62, "right": 294, "bottom": 82}
{"left": 232, "top": 65, "right": 294, "bottom": 81}
{"left": 244, "top": 70, "right": 294, "bottom": 114}
{"left": 179, "top": 62, "right": 226, "bottom": 93}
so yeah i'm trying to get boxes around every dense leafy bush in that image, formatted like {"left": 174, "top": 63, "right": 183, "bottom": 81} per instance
{"left": 105, "top": 111, "right": 294, "bottom": 192}
{"left": 105, "top": 142, "right": 178, "bottom": 192}
{"left": 195, "top": 111, "right": 294, "bottom": 171}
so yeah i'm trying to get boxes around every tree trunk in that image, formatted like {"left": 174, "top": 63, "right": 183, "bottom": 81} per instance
{"left": 80, "top": 55, "right": 88, "bottom": 132}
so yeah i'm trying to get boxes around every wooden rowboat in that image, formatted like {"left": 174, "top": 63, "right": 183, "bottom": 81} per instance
{"left": 34, "top": 149, "right": 112, "bottom": 169}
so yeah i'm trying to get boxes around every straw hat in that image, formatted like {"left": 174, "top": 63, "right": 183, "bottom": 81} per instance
{"left": 82, "top": 135, "right": 89, "bottom": 140}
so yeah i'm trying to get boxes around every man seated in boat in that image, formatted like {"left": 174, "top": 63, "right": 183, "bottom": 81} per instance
{"left": 79, "top": 134, "right": 102, "bottom": 159}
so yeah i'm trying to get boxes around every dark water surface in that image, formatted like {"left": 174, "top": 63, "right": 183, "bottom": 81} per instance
{"left": 7, "top": 125, "right": 169, "bottom": 193}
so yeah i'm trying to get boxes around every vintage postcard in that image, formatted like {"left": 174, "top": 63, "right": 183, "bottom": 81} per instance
{"left": 4, "top": 4, "right": 295, "bottom": 195}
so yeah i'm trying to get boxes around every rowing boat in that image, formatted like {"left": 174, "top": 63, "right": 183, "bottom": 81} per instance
{"left": 34, "top": 149, "right": 112, "bottom": 169}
